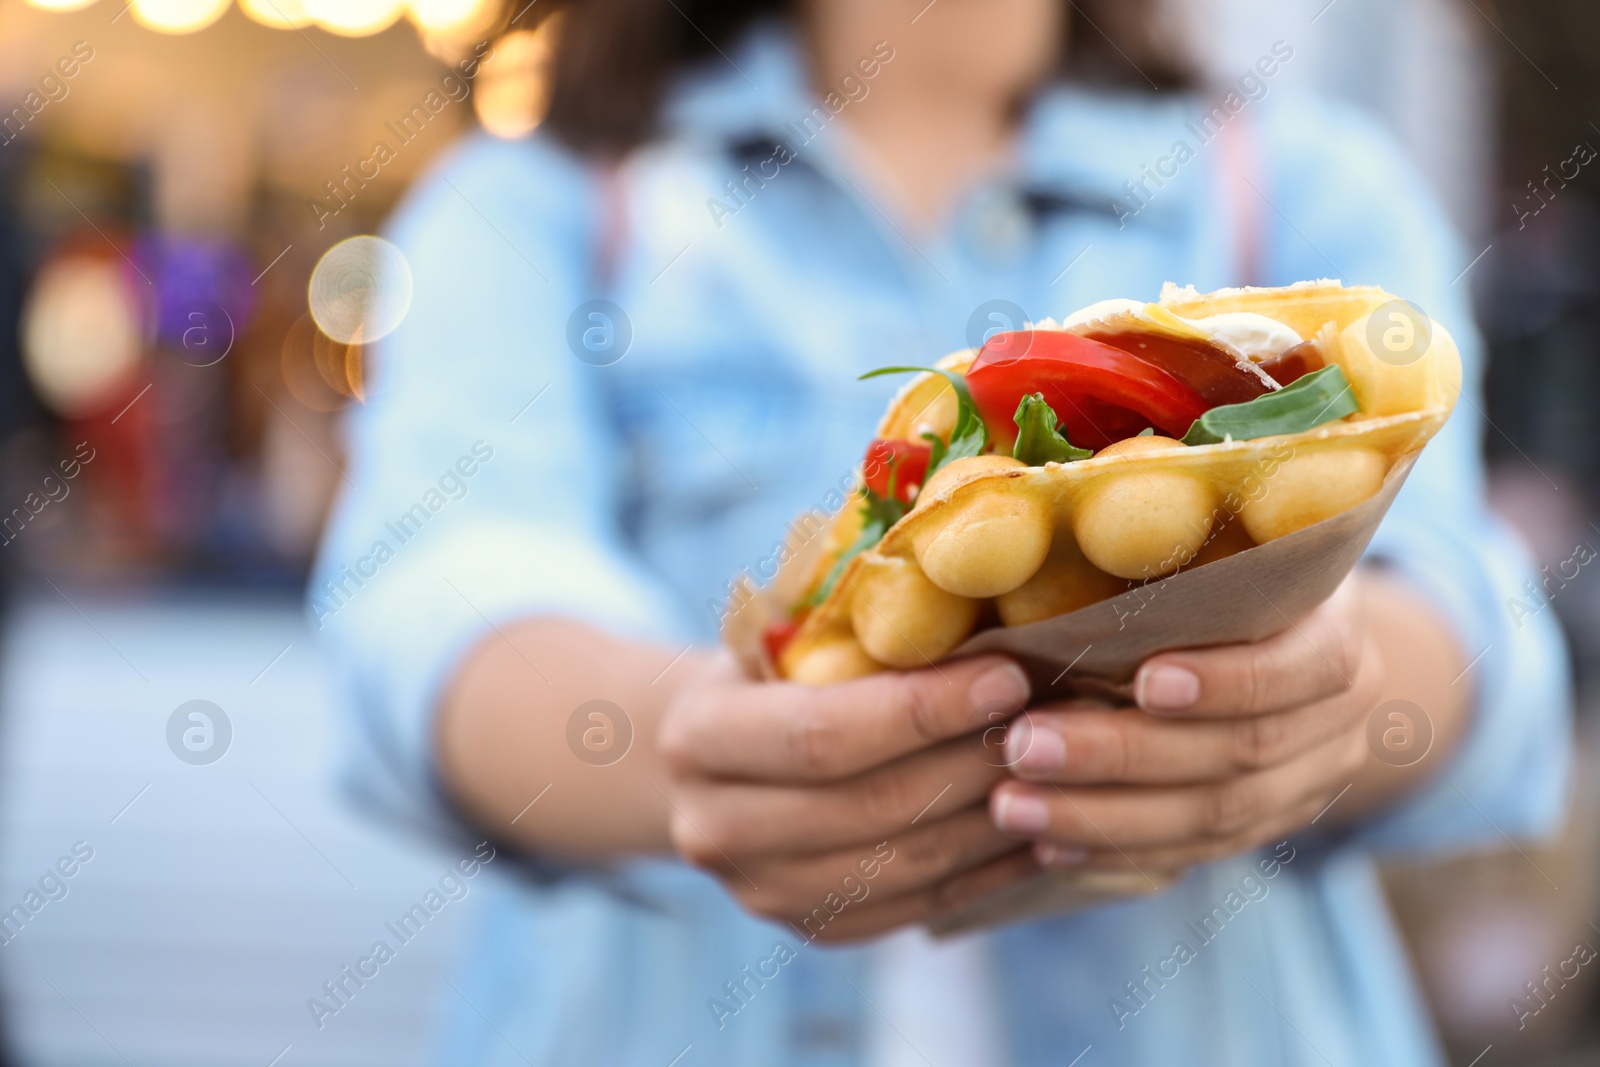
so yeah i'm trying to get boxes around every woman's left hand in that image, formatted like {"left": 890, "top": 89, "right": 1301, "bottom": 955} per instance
{"left": 988, "top": 576, "right": 1385, "bottom": 873}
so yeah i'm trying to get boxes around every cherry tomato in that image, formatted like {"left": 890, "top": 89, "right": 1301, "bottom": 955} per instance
{"left": 763, "top": 618, "right": 802, "bottom": 665}
{"left": 862, "top": 438, "right": 932, "bottom": 502}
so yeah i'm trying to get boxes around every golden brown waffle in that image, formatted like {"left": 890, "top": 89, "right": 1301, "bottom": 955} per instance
{"left": 738, "top": 281, "right": 1461, "bottom": 684}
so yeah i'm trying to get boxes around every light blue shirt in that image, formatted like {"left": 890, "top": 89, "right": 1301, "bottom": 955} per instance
{"left": 312, "top": 24, "right": 1571, "bottom": 1067}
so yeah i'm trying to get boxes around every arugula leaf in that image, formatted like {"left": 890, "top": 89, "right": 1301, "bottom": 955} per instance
{"left": 921, "top": 432, "right": 947, "bottom": 477}
{"left": 1011, "top": 393, "right": 1092, "bottom": 465}
{"left": 861, "top": 366, "right": 988, "bottom": 478}
{"left": 1181, "top": 364, "right": 1360, "bottom": 446}
{"left": 806, "top": 487, "right": 909, "bottom": 607}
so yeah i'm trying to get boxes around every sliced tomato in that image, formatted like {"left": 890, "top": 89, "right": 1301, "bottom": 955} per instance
{"left": 763, "top": 617, "right": 802, "bottom": 666}
{"left": 1080, "top": 331, "right": 1273, "bottom": 406}
{"left": 967, "top": 331, "right": 1211, "bottom": 449}
{"left": 862, "top": 438, "right": 932, "bottom": 502}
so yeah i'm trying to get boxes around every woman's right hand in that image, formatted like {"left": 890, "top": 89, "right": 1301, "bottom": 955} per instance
{"left": 658, "top": 652, "right": 1040, "bottom": 942}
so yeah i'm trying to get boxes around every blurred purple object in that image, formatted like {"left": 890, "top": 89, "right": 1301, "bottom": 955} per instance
{"left": 136, "top": 234, "right": 256, "bottom": 352}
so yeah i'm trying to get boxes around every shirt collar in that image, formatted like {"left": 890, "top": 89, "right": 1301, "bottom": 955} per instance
{"left": 658, "top": 22, "right": 1200, "bottom": 219}
{"left": 1018, "top": 87, "right": 1203, "bottom": 216}
{"left": 659, "top": 21, "right": 815, "bottom": 147}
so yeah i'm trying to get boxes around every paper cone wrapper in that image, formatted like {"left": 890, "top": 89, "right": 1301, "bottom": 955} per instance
{"left": 726, "top": 455, "right": 1415, "bottom": 933}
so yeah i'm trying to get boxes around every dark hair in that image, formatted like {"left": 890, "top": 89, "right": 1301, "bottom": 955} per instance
{"left": 540, "top": 0, "right": 1193, "bottom": 156}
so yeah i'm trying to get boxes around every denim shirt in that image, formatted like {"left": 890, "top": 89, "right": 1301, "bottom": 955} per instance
{"left": 312, "top": 24, "right": 1571, "bottom": 1067}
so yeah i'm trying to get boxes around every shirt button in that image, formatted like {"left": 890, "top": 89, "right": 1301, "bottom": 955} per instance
{"left": 789, "top": 1014, "right": 855, "bottom": 1053}
{"left": 969, "top": 191, "right": 1030, "bottom": 261}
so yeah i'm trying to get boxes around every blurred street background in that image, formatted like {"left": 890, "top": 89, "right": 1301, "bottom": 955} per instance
{"left": 0, "top": 0, "right": 1597, "bottom": 1063}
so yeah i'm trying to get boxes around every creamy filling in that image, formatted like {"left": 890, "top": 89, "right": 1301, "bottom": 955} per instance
{"left": 1179, "top": 312, "right": 1303, "bottom": 362}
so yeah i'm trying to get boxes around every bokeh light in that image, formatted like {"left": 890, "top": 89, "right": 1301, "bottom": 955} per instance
{"left": 130, "top": 0, "right": 231, "bottom": 34}
{"left": 26, "top": 0, "right": 497, "bottom": 35}
{"left": 406, "top": 0, "right": 490, "bottom": 34}
{"left": 313, "top": 321, "right": 367, "bottom": 400}
{"left": 308, "top": 235, "right": 413, "bottom": 345}
{"left": 21, "top": 256, "right": 144, "bottom": 418}
{"left": 237, "top": 0, "right": 312, "bottom": 29}
{"left": 281, "top": 313, "right": 352, "bottom": 412}
{"left": 474, "top": 21, "right": 559, "bottom": 139}
{"left": 22, "top": 0, "right": 100, "bottom": 12}
{"left": 303, "top": 0, "right": 405, "bottom": 37}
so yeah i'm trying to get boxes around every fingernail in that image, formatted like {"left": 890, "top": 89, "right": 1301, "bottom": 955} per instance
{"left": 1011, "top": 724, "right": 1064, "bottom": 776}
{"left": 970, "top": 663, "right": 1030, "bottom": 720}
{"left": 1137, "top": 664, "right": 1200, "bottom": 712}
{"left": 1036, "top": 843, "right": 1087, "bottom": 868}
{"left": 993, "top": 792, "right": 1049, "bottom": 834}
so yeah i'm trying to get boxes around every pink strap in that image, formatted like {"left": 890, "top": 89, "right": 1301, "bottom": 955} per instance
{"left": 591, "top": 162, "right": 628, "bottom": 291}
{"left": 1216, "top": 113, "right": 1265, "bottom": 287}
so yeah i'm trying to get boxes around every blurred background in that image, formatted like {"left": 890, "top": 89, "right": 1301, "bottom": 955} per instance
{"left": 0, "top": 0, "right": 1595, "bottom": 1064}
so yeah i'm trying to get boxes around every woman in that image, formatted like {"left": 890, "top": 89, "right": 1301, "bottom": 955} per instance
{"left": 313, "top": 1, "right": 1571, "bottom": 1063}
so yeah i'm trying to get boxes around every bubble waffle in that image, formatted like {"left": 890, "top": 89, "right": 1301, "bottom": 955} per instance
{"left": 740, "top": 281, "right": 1460, "bottom": 684}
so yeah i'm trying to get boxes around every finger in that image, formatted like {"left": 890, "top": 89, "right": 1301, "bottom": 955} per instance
{"left": 1132, "top": 575, "right": 1364, "bottom": 719}
{"left": 1006, "top": 683, "right": 1373, "bottom": 785}
{"left": 661, "top": 655, "right": 1030, "bottom": 782}
{"left": 1031, "top": 797, "right": 1324, "bottom": 875}
{"left": 797, "top": 849, "right": 1040, "bottom": 944}
{"left": 990, "top": 727, "right": 1367, "bottom": 850}
{"left": 670, "top": 735, "right": 1006, "bottom": 863}
{"left": 734, "top": 808, "right": 1021, "bottom": 918}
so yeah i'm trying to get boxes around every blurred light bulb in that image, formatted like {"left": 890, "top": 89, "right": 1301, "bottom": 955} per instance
{"left": 473, "top": 22, "right": 558, "bottom": 139}
{"left": 304, "top": 0, "right": 405, "bottom": 36}
{"left": 239, "top": 0, "right": 311, "bottom": 29}
{"left": 405, "top": 0, "right": 487, "bottom": 32}
{"left": 130, "top": 0, "right": 230, "bottom": 32}
{"left": 24, "top": 0, "right": 100, "bottom": 12}
{"left": 308, "top": 235, "right": 413, "bottom": 345}
{"left": 21, "top": 257, "right": 143, "bottom": 418}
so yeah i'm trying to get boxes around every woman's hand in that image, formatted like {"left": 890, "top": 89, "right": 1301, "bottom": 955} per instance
{"left": 659, "top": 652, "right": 1039, "bottom": 942}
{"left": 989, "top": 577, "right": 1386, "bottom": 874}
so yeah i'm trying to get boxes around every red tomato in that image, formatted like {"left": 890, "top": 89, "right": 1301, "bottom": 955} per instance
{"left": 1079, "top": 331, "right": 1274, "bottom": 407}
{"left": 862, "top": 438, "right": 932, "bottom": 502}
{"left": 967, "top": 331, "right": 1212, "bottom": 449}
{"left": 763, "top": 618, "right": 801, "bottom": 665}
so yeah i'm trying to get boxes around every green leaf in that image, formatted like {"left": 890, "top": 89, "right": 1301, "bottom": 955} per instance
{"left": 1181, "top": 364, "right": 1360, "bottom": 446}
{"left": 861, "top": 365, "right": 988, "bottom": 478}
{"left": 806, "top": 487, "right": 910, "bottom": 607}
{"left": 937, "top": 427, "right": 987, "bottom": 465}
{"left": 1011, "top": 393, "right": 1092, "bottom": 465}
{"left": 921, "top": 431, "right": 947, "bottom": 477}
